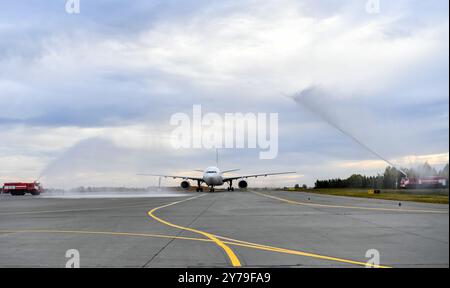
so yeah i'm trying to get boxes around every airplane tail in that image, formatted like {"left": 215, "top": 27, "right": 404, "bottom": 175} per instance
{"left": 215, "top": 149, "right": 239, "bottom": 172}
{"left": 216, "top": 148, "right": 219, "bottom": 167}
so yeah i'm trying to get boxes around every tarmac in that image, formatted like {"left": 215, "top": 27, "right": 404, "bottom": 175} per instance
{"left": 0, "top": 190, "right": 448, "bottom": 268}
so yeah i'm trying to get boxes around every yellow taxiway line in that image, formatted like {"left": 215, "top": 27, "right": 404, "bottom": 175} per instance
{"left": 0, "top": 229, "right": 211, "bottom": 242}
{"left": 3, "top": 190, "right": 412, "bottom": 268}
{"left": 0, "top": 203, "right": 160, "bottom": 216}
{"left": 253, "top": 191, "right": 448, "bottom": 214}
{"left": 147, "top": 195, "right": 242, "bottom": 267}
{"left": 218, "top": 235, "right": 390, "bottom": 268}
{"left": 0, "top": 228, "right": 390, "bottom": 268}
{"left": 145, "top": 194, "right": 390, "bottom": 268}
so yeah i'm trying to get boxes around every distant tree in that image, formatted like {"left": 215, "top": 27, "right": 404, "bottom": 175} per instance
{"left": 439, "top": 163, "right": 449, "bottom": 178}
{"left": 302, "top": 184, "right": 307, "bottom": 189}
{"left": 347, "top": 174, "right": 364, "bottom": 188}
{"left": 416, "top": 162, "right": 438, "bottom": 177}
{"left": 294, "top": 184, "right": 300, "bottom": 189}
{"left": 314, "top": 162, "right": 450, "bottom": 190}
{"left": 383, "top": 166, "right": 401, "bottom": 189}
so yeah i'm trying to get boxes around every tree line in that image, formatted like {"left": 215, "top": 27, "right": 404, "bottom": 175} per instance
{"left": 315, "top": 162, "right": 449, "bottom": 189}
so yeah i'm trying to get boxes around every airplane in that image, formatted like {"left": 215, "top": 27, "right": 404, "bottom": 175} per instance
{"left": 138, "top": 166, "right": 296, "bottom": 192}
{"left": 138, "top": 150, "right": 296, "bottom": 192}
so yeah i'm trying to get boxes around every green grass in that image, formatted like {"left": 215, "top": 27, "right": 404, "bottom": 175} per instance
{"left": 286, "top": 188, "right": 449, "bottom": 204}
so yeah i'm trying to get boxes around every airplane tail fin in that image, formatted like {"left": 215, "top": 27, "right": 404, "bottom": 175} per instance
{"left": 216, "top": 148, "right": 219, "bottom": 168}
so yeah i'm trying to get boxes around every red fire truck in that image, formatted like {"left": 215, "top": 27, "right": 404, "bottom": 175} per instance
{"left": 2, "top": 182, "right": 43, "bottom": 196}
{"left": 400, "top": 176, "right": 448, "bottom": 189}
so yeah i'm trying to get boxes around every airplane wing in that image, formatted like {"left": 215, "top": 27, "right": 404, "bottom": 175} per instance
{"left": 137, "top": 174, "right": 204, "bottom": 182}
{"left": 221, "top": 169, "right": 240, "bottom": 173}
{"left": 222, "top": 171, "right": 296, "bottom": 181}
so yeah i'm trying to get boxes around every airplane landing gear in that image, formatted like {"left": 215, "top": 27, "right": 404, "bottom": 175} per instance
{"left": 196, "top": 180, "right": 203, "bottom": 192}
{"left": 209, "top": 187, "right": 215, "bottom": 192}
{"left": 227, "top": 180, "right": 234, "bottom": 191}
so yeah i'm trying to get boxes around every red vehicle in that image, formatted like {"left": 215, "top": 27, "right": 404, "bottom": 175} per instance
{"left": 400, "top": 176, "right": 448, "bottom": 189}
{"left": 2, "top": 182, "right": 43, "bottom": 196}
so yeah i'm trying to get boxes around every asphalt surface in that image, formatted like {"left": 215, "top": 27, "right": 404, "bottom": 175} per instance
{"left": 0, "top": 190, "right": 448, "bottom": 268}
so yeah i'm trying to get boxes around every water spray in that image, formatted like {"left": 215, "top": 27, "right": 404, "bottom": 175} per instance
{"left": 292, "top": 86, "right": 408, "bottom": 177}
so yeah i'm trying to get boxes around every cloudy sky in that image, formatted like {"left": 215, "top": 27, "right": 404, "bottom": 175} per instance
{"left": 0, "top": 0, "right": 448, "bottom": 188}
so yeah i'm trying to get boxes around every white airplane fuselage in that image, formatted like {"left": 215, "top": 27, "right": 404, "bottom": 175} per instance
{"left": 202, "top": 166, "right": 224, "bottom": 186}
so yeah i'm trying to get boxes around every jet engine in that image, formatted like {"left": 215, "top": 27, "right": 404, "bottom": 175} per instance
{"left": 238, "top": 180, "right": 248, "bottom": 189}
{"left": 180, "top": 181, "right": 190, "bottom": 190}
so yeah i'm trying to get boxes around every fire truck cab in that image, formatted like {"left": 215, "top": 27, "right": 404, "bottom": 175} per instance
{"left": 2, "top": 182, "right": 43, "bottom": 196}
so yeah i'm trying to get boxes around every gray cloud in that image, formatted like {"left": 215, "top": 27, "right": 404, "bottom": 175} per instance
{"left": 0, "top": 0, "right": 448, "bottom": 187}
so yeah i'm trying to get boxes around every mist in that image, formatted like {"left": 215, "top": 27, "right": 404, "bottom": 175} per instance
{"left": 292, "top": 85, "right": 431, "bottom": 176}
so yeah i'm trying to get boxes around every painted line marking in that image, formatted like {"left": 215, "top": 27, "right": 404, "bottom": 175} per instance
{"left": 216, "top": 235, "right": 390, "bottom": 268}
{"left": 147, "top": 195, "right": 242, "bottom": 267}
{"left": 145, "top": 194, "right": 388, "bottom": 268}
{"left": 0, "top": 229, "right": 210, "bottom": 242}
{"left": 0, "top": 229, "right": 390, "bottom": 268}
{"left": 253, "top": 192, "right": 448, "bottom": 214}
{"left": 0, "top": 203, "right": 161, "bottom": 216}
